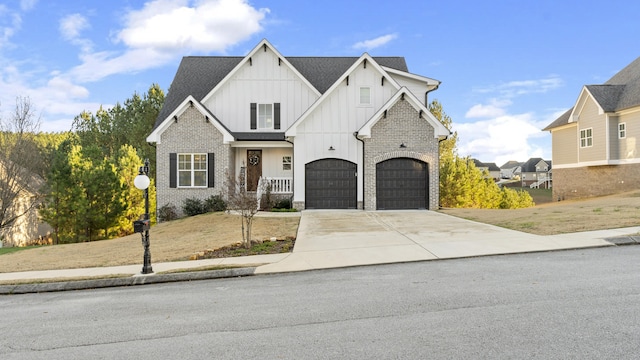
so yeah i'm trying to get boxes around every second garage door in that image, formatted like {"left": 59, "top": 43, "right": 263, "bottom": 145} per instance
{"left": 305, "top": 159, "right": 357, "bottom": 209}
{"left": 376, "top": 158, "right": 428, "bottom": 210}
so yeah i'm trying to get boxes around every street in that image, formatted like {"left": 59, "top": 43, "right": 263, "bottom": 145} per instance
{"left": 1, "top": 246, "right": 639, "bottom": 359}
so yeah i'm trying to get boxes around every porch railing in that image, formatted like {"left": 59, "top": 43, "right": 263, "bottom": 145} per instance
{"left": 259, "top": 177, "right": 292, "bottom": 193}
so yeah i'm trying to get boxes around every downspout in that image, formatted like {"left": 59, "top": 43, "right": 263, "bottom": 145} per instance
{"left": 424, "top": 83, "right": 440, "bottom": 105}
{"left": 353, "top": 132, "right": 365, "bottom": 210}
{"left": 285, "top": 138, "right": 295, "bottom": 206}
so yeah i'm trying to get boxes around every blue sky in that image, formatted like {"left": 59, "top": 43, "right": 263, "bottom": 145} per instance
{"left": 1, "top": 0, "right": 639, "bottom": 165}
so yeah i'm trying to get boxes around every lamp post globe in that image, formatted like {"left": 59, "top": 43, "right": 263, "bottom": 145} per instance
{"left": 134, "top": 173, "right": 150, "bottom": 190}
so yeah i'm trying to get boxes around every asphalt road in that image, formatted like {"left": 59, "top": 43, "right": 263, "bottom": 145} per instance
{"left": 1, "top": 246, "right": 639, "bottom": 359}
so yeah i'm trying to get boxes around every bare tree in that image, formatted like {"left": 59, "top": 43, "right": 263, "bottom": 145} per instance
{"left": 0, "top": 97, "right": 43, "bottom": 235}
{"left": 225, "top": 166, "right": 259, "bottom": 249}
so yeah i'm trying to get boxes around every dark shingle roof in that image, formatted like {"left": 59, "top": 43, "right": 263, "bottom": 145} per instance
{"left": 544, "top": 56, "right": 640, "bottom": 130}
{"left": 499, "top": 160, "right": 522, "bottom": 169}
{"left": 472, "top": 159, "right": 500, "bottom": 171}
{"left": 153, "top": 56, "right": 409, "bottom": 131}
{"left": 232, "top": 132, "right": 286, "bottom": 141}
{"left": 520, "top": 158, "right": 551, "bottom": 172}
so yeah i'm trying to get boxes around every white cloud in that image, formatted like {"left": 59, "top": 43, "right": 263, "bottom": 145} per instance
{"left": 352, "top": 33, "right": 398, "bottom": 51}
{"left": 456, "top": 113, "right": 549, "bottom": 165}
{"left": 60, "top": 13, "right": 89, "bottom": 40}
{"left": 115, "top": 0, "right": 269, "bottom": 53}
{"left": 465, "top": 99, "right": 511, "bottom": 118}
{"left": 0, "top": 5, "right": 22, "bottom": 49}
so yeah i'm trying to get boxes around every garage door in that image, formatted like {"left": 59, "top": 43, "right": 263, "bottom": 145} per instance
{"left": 376, "top": 158, "right": 428, "bottom": 210}
{"left": 305, "top": 159, "right": 357, "bottom": 209}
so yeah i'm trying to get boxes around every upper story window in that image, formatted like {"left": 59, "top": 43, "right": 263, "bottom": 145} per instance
{"left": 580, "top": 128, "right": 593, "bottom": 148}
{"left": 250, "top": 103, "right": 281, "bottom": 130}
{"left": 178, "top": 153, "right": 207, "bottom": 187}
{"left": 258, "top": 104, "right": 273, "bottom": 129}
{"left": 619, "top": 122, "right": 626, "bottom": 139}
{"left": 359, "top": 87, "right": 371, "bottom": 106}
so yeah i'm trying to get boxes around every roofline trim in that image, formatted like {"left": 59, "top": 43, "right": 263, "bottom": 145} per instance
{"left": 357, "top": 86, "right": 450, "bottom": 139}
{"left": 381, "top": 66, "right": 441, "bottom": 85}
{"left": 285, "top": 53, "right": 403, "bottom": 137}
{"left": 146, "top": 95, "right": 234, "bottom": 144}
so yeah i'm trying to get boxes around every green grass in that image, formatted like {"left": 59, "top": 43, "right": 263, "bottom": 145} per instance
{"left": 521, "top": 188, "right": 553, "bottom": 204}
{"left": 0, "top": 246, "right": 38, "bottom": 256}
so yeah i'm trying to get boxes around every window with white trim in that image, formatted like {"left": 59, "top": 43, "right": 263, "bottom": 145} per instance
{"left": 359, "top": 87, "right": 371, "bottom": 105}
{"left": 178, "top": 154, "right": 207, "bottom": 187}
{"left": 258, "top": 104, "right": 273, "bottom": 129}
{"left": 580, "top": 128, "right": 593, "bottom": 148}
{"left": 619, "top": 122, "right": 626, "bottom": 139}
{"left": 283, "top": 156, "right": 292, "bottom": 171}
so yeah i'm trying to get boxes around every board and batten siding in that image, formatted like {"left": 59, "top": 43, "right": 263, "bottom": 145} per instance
{"left": 291, "top": 62, "right": 397, "bottom": 206}
{"left": 388, "top": 74, "right": 430, "bottom": 105}
{"left": 577, "top": 97, "right": 607, "bottom": 162}
{"left": 202, "top": 47, "right": 319, "bottom": 132}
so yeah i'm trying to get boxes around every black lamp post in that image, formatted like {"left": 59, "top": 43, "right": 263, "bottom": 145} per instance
{"left": 134, "top": 158, "right": 153, "bottom": 274}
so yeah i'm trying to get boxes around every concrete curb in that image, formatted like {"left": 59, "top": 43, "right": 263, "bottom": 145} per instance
{"left": 0, "top": 267, "right": 256, "bottom": 295}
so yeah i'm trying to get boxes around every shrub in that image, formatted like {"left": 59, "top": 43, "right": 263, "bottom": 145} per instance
{"left": 182, "top": 198, "right": 207, "bottom": 216}
{"left": 158, "top": 203, "right": 178, "bottom": 222}
{"left": 273, "top": 198, "right": 292, "bottom": 209}
{"left": 205, "top": 195, "right": 227, "bottom": 212}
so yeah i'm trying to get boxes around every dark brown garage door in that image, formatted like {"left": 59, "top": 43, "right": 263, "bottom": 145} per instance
{"left": 305, "top": 159, "right": 357, "bottom": 209}
{"left": 376, "top": 158, "right": 428, "bottom": 210}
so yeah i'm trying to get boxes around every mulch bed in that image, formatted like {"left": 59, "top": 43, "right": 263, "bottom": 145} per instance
{"left": 192, "top": 237, "right": 296, "bottom": 260}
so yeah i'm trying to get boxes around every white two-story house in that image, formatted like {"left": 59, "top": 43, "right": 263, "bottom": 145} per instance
{"left": 147, "top": 39, "right": 449, "bottom": 213}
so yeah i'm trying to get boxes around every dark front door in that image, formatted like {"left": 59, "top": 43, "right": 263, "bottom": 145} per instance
{"left": 305, "top": 159, "right": 357, "bottom": 209}
{"left": 376, "top": 158, "right": 428, "bottom": 210}
{"left": 246, "top": 150, "right": 262, "bottom": 191}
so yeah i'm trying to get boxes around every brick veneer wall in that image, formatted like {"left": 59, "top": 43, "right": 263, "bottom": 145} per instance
{"left": 553, "top": 164, "right": 640, "bottom": 201}
{"left": 363, "top": 99, "right": 440, "bottom": 210}
{"left": 156, "top": 106, "right": 232, "bottom": 217}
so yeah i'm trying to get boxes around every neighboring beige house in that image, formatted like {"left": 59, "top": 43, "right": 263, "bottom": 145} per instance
{"left": 471, "top": 159, "right": 500, "bottom": 181}
{"left": 499, "top": 160, "right": 522, "bottom": 180}
{"left": 147, "top": 39, "right": 449, "bottom": 212}
{"left": 0, "top": 163, "right": 51, "bottom": 247}
{"left": 544, "top": 56, "right": 640, "bottom": 200}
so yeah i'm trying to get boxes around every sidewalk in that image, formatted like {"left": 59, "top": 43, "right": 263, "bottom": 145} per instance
{"left": 1, "top": 210, "right": 638, "bottom": 294}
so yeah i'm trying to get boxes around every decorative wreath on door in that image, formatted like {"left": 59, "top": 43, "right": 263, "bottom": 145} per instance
{"left": 249, "top": 154, "right": 260, "bottom": 166}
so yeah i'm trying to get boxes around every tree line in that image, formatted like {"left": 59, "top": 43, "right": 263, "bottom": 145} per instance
{"left": 0, "top": 85, "right": 163, "bottom": 245}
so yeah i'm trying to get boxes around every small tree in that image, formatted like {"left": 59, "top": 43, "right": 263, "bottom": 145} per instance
{"left": 225, "top": 167, "right": 259, "bottom": 249}
{"left": 0, "top": 97, "right": 44, "bottom": 235}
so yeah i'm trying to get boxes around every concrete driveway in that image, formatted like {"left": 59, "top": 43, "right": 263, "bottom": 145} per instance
{"left": 255, "top": 210, "right": 623, "bottom": 273}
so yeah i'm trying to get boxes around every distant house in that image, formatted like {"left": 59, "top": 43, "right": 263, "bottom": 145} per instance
{"left": 471, "top": 159, "right": 500, "bottom": 181}
{"left": 0, "top": 162, "right": 51, "bottom": 247}
{"left": 543, "top": 56, "right": 640, "bottom": 199}
{"left": 499, "top": 160, "right": 522, "bottom": 179}
{"left": 519, "top": 158, "right": 552, "bottom": 189}
{"left": 147, "top": 39, "right": 450, "bottom": 212}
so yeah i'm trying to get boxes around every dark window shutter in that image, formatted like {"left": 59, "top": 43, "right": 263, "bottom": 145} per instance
{"left": 250, "top": 103, "right": 257, "bottom": 130}
{"left": 274, "top": 103, "right": 281, "bottom": 130}
{"left": 208, "top": 153, "right": 215, "bottom": 188}
{"left": 169, "top": 153, "right": 177, "bottom": 188}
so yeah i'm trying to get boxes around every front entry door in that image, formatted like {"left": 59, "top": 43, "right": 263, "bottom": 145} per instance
{"left": 246, "top": 150, "right": 262, "bottom": 191}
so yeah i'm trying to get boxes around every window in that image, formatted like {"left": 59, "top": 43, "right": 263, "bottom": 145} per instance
{"left": 619, "top": 123, "right": 626, "bottom": 139}
{"left": 283, "top": 156, "right": 292, "bottom": 171}
{"left": 359, "top": 87, "right": 371, "bottom": 105}
{"left": 258, "top": 104, "right": 273, "bottom": 129}
{"left": 580, "top": 128, "right": 593, "bottom": 148}
{"left": 178, "top": 154, "right": 207, "bottom": 187}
